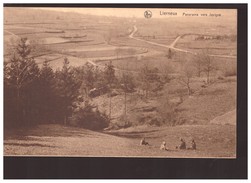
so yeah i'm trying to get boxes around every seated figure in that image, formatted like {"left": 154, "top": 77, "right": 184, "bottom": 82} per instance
{"left": 160, "top": 141, "right": 168, "bottom": 150}
{"left": 176, "top": 138, "right": 186, "bottom": 150}
{"left": 188, "top": 139, "right": 196, "bottom": 150}
{"left": 140, "top": 138, "right": 149, "bottom": 145}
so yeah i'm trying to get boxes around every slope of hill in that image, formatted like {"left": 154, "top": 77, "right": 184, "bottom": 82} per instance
{"left": 89, "top": 76, "right": 236, "bottom": 128}
{"left": 175, "top": 77, "right": 236, "bottom": 124}
{"left": 210, "top": 109, "right": 236, "bottom": 125}
{"left": 4, "top": 123, "right": 236, "bottom": 157}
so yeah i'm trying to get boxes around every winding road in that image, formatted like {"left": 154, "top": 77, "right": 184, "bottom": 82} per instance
{"left": 87, "top": 25, "right": 237, "bottom": 73}
{"left": 129, "top": 25, "right": 237, "bottom": 59}
{"left": 129, "top": 26, "right": 193, "bottom": 54}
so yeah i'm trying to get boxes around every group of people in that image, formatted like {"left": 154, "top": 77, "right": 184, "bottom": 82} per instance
{"left": 140, "top": 137, "right": 196, "bottom": 151}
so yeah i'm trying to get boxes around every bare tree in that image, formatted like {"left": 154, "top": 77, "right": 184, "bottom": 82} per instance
{"left": 104, "top": 61, "right": 116, "bottom": 121}
{"left": 166, "top": 48, "right": 174, "bottom": 59}
{"left": 157, "top": 91, "right": 176, "bottom": 126}
{"left": 120, "top": 72, "right": 135, "bottom": 123}
{"left": 103, "top": 29, "right": 118, "bottom": 45}
{"left": 193, "top": 55, "right": 203, "bottom": 77}
{"left": 199, "top": 51, "right": 216, "bottom": 84}
{"left": 138, "top": 64, "right": 162, "bottom": 98}
{"left": 103, "top": 30, "right": 112, "bottom": 45}
{"left": 178, "top": 62, "right": 195, "bottom": 96}
{"left": 159, "top": 62, "right": 174, "bottom": 83}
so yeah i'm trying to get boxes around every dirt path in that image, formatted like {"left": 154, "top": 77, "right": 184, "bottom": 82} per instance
{"left": 4, "top": 124, "right": 236, "bottom": 158}
{"left": 4, "top": 30, "right": 19, "bottom": 38}
{"left": 130, "top": 25, "right": 236, "bottom": 59}
{"left": 129, "top": 26, "right": 192, "bottom": 54}
{"left": 170, "top": 35, "right": 182, "bottom": 48}
{"left": 4, "top": 26, "right": 160, "bottom": 72}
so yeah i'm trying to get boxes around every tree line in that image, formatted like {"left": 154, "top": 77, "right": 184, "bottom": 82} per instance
{"left": 4, "top": 38, "right": 108, "bottom": 129}
{"left": 4, "top": 38, "right": 170, "bottom": 130}
{"left": 4, "top": 37, "right": 220, "bottom": 130}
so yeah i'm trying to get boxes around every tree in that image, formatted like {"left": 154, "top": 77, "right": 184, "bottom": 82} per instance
{"left": 4, "top": 37, "right": 40, "bottom": 127}
{"left": 193, "top": 55, "right": 203, "bottom": 77}
{"left": 37, "top": 61, "right": 56, "bottom": 122}
{"left": 138, "top": 64, "right": 163, "bottom": 98}
{"left": 199, "top": 51, "right": 216, "bottom": 84}
{"left": 159, "top": 62, "right": 173, "bottom": 84}
{"left": 194, "top": 50, "right": 217, "bottom": 83}
{"left": 54, "top": 57, "right": 81, "bottom": 125}
{"left": 70, "top": 101, "right": 109, "bottom": 130}
{"left": 103, "top": 61, "right": 116, "bottom": 121}
{"left": 120, "top": 72, "right": 135, "bottom": 123}
{"left": 167, "top": 48, "right": 174, "bottom": 59}
{"left": 178, "top": 61, "right": 196, "bottom": 96}
{"left": 157, "top": 91, "right": 176, "bottom": 126}
{"left": 103, "top": 29, "right": 117, "bottom": 45}
{"left": 74, "top": 63, "right": 96, "bottom": 98}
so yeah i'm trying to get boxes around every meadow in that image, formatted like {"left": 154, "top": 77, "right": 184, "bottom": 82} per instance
{"left": 4, "top": 123, "right": 235, "bottom": 157}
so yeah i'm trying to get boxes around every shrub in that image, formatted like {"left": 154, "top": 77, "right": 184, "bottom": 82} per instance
{"left": 157, "top": 94, "right": 177, "bottom": 126}
{"left": 116, "top": 115, "right": 133, "bottom": 128}
{"left": 70, "top": 102, "right": 109, "bottom": 131}
{"left": 148, "top": 117, "right": 163, "bottom": 126}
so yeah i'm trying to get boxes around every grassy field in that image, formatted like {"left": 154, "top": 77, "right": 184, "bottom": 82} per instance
{"left": 66, "top": 46, "right": 147, "bottom": 58}
{"left": 99, "top": 53, "right": 185, "bottom": 72}
{"left": 176, "top": 37, "right": 236, "bottom": 56}
{"left": 37, "top": 55, "right": 89, "bottom": 69}
{"left": 4, "top": 8, "right": 237, "bottom": 71}
{"left": 4, "top": 123, "right": 236, "bottom": 158}
{"left": 175, "top": 77, "right": 236, "bottom": 124}
{"left": 89, "top": 76, "right": 236, "bottom": 128}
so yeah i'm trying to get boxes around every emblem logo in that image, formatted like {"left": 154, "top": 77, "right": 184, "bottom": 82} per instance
{"left": 144, "top": 10, "right": 152, "bottom": 19}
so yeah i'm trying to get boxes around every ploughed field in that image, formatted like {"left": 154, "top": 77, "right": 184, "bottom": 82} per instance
{"left": 4, "top": 123, "right": 236, "bottom": 158}
{"left": 4, "top": 21, "right": 144, "bottom": 68}
{"left": 4, "top": 15, "right": 236, "bottom": 71}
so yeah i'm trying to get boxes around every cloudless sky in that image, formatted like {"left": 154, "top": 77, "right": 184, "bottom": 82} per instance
{"left": 38, "top": 8, "right": 236, "bottom": 19}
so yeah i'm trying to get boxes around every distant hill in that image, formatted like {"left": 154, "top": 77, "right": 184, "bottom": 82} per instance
{"left": 4, "top": 8, "right": 76, "bottom": 23}
{"left": 4, "top": 7, "right": 128, "bottom": 24}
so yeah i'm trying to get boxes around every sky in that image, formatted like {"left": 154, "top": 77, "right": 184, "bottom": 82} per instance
{"left": 38, "top": 8, "right": 237, "bottom": 19}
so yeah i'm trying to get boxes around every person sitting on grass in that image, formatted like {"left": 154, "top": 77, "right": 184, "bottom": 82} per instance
{"left": 160, "top": 141, "right": 169, "bottom": 151}
{"left": 176, "top": 138, "right": 186, "bottom": 150}
{"left": 187, "top": 139, "right": 196, "bottom": 150}
{"left": 140, "top": 138, "right": 149, "bottom": 145}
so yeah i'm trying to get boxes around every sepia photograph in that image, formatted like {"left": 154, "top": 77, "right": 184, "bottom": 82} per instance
{"left": 4, "top": 6, "right": 238, "bottom": 159}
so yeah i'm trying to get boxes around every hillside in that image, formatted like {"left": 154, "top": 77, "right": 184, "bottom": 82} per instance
{"left": 210, "top": 109, "right": 236, "bottom": 125}
{"left": 4, "top": 123, "right": 236, "bottom": 157}
{"left": 4, "top": 7, "right": 237, "bottom": 128}
{"left": 89, "top": 76, "right": 236, "bottom": 128}
{"left": 175, "top": 77, "right": 236, "bottom": 124}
